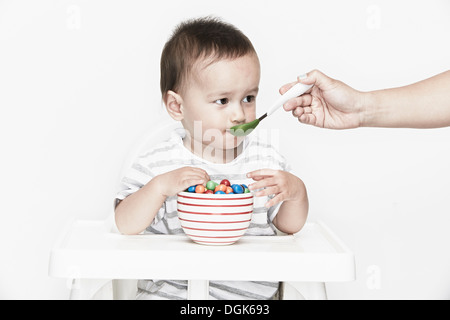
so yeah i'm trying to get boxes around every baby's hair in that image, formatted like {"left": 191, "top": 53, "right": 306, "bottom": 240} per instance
{"left": 160, "top": 16, "right": 257, "bottom": 98}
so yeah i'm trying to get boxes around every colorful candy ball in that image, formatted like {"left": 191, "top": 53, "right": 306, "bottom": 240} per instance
{"left": 206, "top": 180, "right": 218, "bottom": 191}
{"left": 186, "top": 179, "right": 251, "bottom": 195}
{"left": 231, "top": 184, "right": 244, "bottom": 194}
{"left": 214, "top": 184, "right": 227, "bottom": 193}
{"left": 195, "top": 185, "right": 206, "bottom": 193}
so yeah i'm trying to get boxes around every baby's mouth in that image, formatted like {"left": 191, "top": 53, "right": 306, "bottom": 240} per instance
{"left": 225, "top": 123, "right": 245, "bottom": 133}
{"left": 225, "top": 129, "right": 240, "bottom": 137}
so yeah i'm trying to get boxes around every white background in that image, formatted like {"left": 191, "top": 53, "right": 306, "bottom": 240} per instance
{"left": 1, "top": 0, "right": 449, "bottom": 299}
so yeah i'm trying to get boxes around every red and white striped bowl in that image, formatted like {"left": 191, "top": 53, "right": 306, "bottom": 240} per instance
{"left": 177, "top": 191, "right": 254, "bottom": 246}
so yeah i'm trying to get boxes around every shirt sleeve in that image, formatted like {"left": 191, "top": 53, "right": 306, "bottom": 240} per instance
{"left": 115, "top": 160, "right": 153, "bottom": 206}
{"left": 114, "top": 159, "right": 166, "bottom": 227}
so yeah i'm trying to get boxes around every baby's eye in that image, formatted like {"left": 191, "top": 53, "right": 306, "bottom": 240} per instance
{"left": 215, "top": 98, "right": 229, "bottom": 105}
{"left": 243, "top": 95, "right": 255, "bottom": 103}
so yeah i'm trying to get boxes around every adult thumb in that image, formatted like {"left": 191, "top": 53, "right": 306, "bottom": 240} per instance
{"left": 298, "top": 69, "right": 334, "bottom": 89}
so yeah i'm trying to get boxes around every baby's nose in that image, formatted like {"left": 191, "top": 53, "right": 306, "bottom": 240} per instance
{"left": 231, "top": 103, "right": 246, "bottom": 124}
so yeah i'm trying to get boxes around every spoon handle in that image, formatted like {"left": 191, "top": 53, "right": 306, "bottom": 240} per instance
{"left": 266, "top": 82, "right": 313, "bottom": 117}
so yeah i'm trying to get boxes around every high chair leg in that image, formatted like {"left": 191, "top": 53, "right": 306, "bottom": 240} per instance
{"left": 187, "top": 280, "right": 209, "bottom": 299}
{"left": 113, "top": 279, "right": 138, "bottom": 299}
{"left": 69, "top": 279, "right": 113, "bottom": 300}
{"left": 282, "top": 282, "right": 327, "bottom": 300}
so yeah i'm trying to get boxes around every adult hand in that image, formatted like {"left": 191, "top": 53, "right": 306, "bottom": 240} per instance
{"left": 280, "top": 69, "right": 366, "bottom": 129}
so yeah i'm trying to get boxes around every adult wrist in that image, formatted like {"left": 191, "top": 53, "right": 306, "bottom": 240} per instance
{"left": 358, "top": 90, "right": 378, "bottom": 127}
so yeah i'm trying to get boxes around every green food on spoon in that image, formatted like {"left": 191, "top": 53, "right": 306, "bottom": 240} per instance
{"left": 229, "top": 82, "right": 313, "bottom": 137}
{"left": 229, "top": 117, "right": 264, "bottom": 137}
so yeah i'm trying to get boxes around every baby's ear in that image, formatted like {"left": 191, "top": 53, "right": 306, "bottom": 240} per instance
{"left": 164, "top": 90, "right": 184, "bottom": 121}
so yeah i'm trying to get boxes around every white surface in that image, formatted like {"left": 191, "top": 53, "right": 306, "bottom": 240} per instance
{"left": 1, "top": 0, "right": 450, "bottom": 299}
{"left": 49, "top": 220, "right": 355, "bottom": 282}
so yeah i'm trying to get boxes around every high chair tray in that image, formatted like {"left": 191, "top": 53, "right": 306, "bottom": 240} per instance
{"left": 49, "top": 220, "right": 355, "bottom": 282}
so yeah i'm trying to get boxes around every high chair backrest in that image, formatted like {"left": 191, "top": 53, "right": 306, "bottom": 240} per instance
{"left": 107, "top": 118, "right": 183, "bottom": 233}
{"left": 118, "top": 119, "right": 183, "bottom": 183}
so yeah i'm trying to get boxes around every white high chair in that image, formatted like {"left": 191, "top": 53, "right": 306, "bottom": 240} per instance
{"left": 48, "top": 119, "right": 355, "bottom": 300}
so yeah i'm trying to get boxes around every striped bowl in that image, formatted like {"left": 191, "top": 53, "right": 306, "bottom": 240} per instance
{"left": 177, "top": 191, "right": 254, "bottom": 246}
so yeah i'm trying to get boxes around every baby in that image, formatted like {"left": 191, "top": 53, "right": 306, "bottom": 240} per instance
{"left": 115, "top": 17, "right": 308, "bottom": 300}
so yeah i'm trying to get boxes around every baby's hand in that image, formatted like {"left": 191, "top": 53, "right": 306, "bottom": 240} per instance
{"left": 247, "top": 169, "right": 306, "bottom": 208}
{"left": 155, "top": 167, "right": 209, "bottom": 198}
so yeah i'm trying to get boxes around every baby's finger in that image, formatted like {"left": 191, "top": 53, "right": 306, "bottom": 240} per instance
{"left": 265, "top": 193, "right": 285, "bottom": 208}
{"left": 184, "top": 175, "right": 207, "bottom": 186}
{"left": 193, "top": 170, "right": 210, "bottom": 182}
{"left": 249, "top": 175, "right": 269, "bottom": 182}
{"left": 248, "top": 177, "right": 277, "bottom": 192}
{"left": 182, "top": 178, "right": 208, "bottom": 189}
{"left": 192, "top": 167, "right": 209, "bottom": 178}
{"left": 247, "top": 168, "right": 277, "bottom": 179}
{"left": 254, "top": 186, "right": 280, "bottom": 198}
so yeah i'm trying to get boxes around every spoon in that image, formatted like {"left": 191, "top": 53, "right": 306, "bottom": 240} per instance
{"left": 230, "top": 81, "right": 313, "bottom": 136}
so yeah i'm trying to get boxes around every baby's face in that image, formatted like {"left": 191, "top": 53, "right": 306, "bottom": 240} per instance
{"left": 180, "top": 53, "right": 260, "bottom": 151}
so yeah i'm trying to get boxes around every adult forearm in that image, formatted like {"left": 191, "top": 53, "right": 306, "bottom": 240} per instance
{"left": 361, "top": 71, "right": 450, "bottom": 128}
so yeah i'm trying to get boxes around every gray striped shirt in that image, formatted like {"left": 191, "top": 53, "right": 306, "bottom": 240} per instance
{"left": 116, "top": 128, "right": 290, "bottom": 300}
